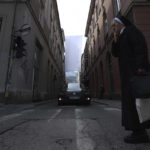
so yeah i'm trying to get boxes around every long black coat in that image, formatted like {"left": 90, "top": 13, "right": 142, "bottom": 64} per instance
{"left": 112, "top": 25, "right": 150, "bottom": 130}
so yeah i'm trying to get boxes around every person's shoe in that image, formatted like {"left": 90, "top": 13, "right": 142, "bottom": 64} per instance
{"left": 124, "top": 130, "right": 150, "bottom": 144}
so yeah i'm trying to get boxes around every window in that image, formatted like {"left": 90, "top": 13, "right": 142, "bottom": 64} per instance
{"left": 50, "top": 10, "right": 53, "bottom": 22}
{"left": 96, "top": 5, "right": 99, "bottom": 21}
{"left": 100, "top": 62, "right": 104, "bottom": 88}
{"left": 113, "top": 0, "right": 120, "bottom": 16}
{"left": 39, "top": 8, "right": 44, "bottom": 27}
{"left": 102, "top": 7, "right": 108, "bottom": 37}
{"left": 103, "top": 11, "right": 108, "bottom": 37}
{"left": 106, "top": 52, "right": 114, "bottom": 92}
{"left": 53, "top": 22, "right": 56, "bottom": 33}
{"left": 97, "top": 27, "right": 101, "bottom": 52}
{"left": 0, "top": 17, "right": 2, "bottom": 32}
{"left": 117, "top": 0, "right": 121, "bottom": 11}
{"left": 91, "top": 15, "right": 93, "bottom": 29}
{"left": 104, "top": 18, "right": 108, "bottom": 34}
{"left": 97, "top": 27, "right": 100, "bottom": 42}
{"left": 93, "top": 37, "right": 96, "bottom": 59}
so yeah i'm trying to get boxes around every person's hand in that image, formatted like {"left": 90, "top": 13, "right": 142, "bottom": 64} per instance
{"left": 137, "top": 68, "right": 145, "bottom": 74}
{"left": 113, "top": 32, "right": 119, "bottom": 43}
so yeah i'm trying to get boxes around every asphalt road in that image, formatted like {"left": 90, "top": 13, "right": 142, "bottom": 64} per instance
{"left": 0, "top": 100, "right": 150, "bottom": 150}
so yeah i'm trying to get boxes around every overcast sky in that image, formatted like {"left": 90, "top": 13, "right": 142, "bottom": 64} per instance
{"left": 57, "top": 0, "right": 91, "bottom": 36}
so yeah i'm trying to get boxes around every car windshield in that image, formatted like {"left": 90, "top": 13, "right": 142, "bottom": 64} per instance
{"left": 67, "top": 83, "right": 81, "bottom": 92}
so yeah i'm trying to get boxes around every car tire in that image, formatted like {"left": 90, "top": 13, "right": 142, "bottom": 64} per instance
{"left": 58, "top": 101, "right": 63, "bottom": 106}
{"left": 87, "top": 102, "right": 91, "bottom": 105}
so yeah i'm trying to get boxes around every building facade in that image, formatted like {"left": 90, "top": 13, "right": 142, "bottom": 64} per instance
{"left": 0, "top": 0, "right": 65, "bottom": 103}
{"left": 82, "top": 0, "right": 150, "bottom": 99}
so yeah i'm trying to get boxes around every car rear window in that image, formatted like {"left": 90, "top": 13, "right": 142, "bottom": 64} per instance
{"left": 67, "top": 83, "right": 81, "bottom": 91}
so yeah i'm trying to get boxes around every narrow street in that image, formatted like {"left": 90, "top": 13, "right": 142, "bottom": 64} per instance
{"left": 0, "top": 99, "right": 150, "bottom": 150}
{"left": 0, "top": 0, "right": 150, "bottom": 149}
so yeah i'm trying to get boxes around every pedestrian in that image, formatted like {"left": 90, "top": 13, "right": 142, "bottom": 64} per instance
{"left": 111, "top": 15, "right": 150, "bottom": 144}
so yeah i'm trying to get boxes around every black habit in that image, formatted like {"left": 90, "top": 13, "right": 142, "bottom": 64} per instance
{"left": 111, "top": 25, "right": 150, "bottom": 130}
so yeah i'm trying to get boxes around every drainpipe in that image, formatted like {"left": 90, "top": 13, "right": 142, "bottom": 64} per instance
{"left": 4, "top": 0, "right": 18, "bottom": 97}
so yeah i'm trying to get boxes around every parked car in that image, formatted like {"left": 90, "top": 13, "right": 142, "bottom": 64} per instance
{"left": 58, "top": 83, "right": 91, "bottom": 105}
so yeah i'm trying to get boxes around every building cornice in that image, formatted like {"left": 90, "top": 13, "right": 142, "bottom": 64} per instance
{"left": 85, "top": 0, "right": 96, "bottom": 37}
{"left": 52, "top": 0, "right": 64, "bottom": 44}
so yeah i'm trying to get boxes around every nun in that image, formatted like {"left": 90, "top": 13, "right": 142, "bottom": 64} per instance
{"left": 111, "top": 15, "right": 150, "bottom": 144}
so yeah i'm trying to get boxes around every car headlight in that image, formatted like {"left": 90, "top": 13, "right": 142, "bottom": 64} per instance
{"left": 86, "top": 97, "right": 91, "bottom": 101}
{"left": 58, "top": 97, "right": 62, "bottom": 101}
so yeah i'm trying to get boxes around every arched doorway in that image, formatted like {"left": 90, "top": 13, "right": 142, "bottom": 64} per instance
{"left": 106, "top": 52, "right": 114, "bottom": 98}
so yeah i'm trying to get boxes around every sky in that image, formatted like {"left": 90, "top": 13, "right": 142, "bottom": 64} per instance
{"left": 57, "top": 0, "right": 91, "bottom": 36}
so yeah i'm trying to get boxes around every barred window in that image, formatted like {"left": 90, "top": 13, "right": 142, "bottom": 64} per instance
{"left": 96, "top": 5, "right": 99, "bottom": 21}
{"left": 39, "top": 9, "right": 44, "bottom": 27}
{"left": 103, "top": 13, "right": 108, "bottom": 37}
{"left": 97, "top": 27, "right": 101, "bottom": 52}
{"left": 97, "top": 27, "right": 100, "bottom": 41}
{"left": 0, "top": 17, "right": 2, "bottom": 32}
{"left": 104, "top": 18, "right": 108, "bottom": 34}
{"left": 117, "top": 0, "right": 121, "bottom": 11}
{"left": 113, "top": 0, "right": 121, "bottom": 16}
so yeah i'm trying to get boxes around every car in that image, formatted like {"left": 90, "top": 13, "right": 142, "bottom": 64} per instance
{"left": 58, "top": 82, "right": 91, "bottom": 105}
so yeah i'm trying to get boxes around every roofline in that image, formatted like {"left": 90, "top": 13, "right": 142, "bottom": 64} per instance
{"left": 53, "top": 0, "right": 64, "bottom": 42}
{"left": 85, "top": 0, "right": 96, "bottom": 37}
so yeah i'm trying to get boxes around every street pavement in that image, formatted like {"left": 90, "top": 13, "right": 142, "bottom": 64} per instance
{"left": 0, "top": 99, "right": 150, "bottom": 150}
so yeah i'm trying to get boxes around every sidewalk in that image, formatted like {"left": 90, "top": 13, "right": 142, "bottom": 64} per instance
{"left": 92, "top": 98, "right": 121, "bottom": 109}
{"left": 0, "top": 99, "right": 54, "bottom": 118}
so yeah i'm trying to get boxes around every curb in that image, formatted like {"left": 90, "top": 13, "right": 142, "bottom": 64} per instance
{"left": 0, "top": 99, "right": 55, "bottom": 112}
{"left": 33, "top": 99, "right": 56, "bottom": 106}
{"left": 92, "top": 98, "right": 121, "bottom": 109}
{"left": 92, "top": 100, "right": 109, "bottom": 106}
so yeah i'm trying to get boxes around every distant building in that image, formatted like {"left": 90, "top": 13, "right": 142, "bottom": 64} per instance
{"left": 65, "top": 71, "right": 80, "bottom": 83}
{"left": 0, "top": 0, "right": 65, "bottom": 103}
{"left": 65, "top": 36, "right": 83, "bottom": 72}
